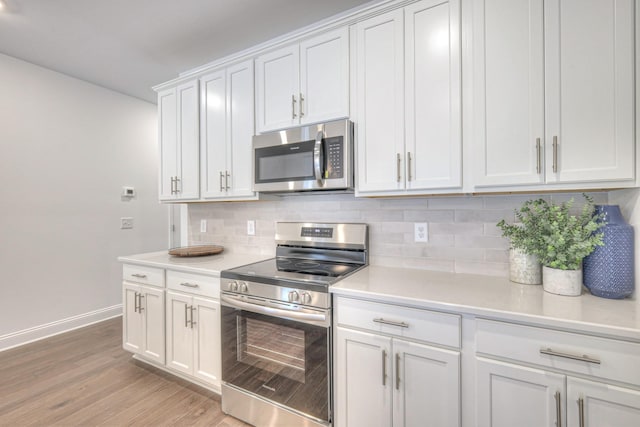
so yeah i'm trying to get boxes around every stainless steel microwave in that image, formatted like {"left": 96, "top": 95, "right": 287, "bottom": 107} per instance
{"left": 252, "top": 119, "right": 354, "bottom": 193}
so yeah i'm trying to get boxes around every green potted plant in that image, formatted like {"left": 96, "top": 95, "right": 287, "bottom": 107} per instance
{"left": 533, "top": 195, "right": 604, "bottom": 296}
{"left": 497, "top": 199, "right": 547, "bottom": 285}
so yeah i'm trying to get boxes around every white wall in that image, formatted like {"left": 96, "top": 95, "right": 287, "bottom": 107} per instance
{"left": 0, "top": 53, "right": 168, "bottom": 347}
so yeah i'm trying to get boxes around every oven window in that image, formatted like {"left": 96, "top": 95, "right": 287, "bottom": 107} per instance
{"left": 238, "top": 317, "right": 306, "bottom": 383}
{"left": 222, "top": 305, "right": 330, "bottom": 422}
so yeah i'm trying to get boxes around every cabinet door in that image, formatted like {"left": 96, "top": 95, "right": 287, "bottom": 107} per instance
{"left": 200, "top": 70, "right": 228, "bottom": 199}
{"left": 405, "top": 0, "right": 461, "bottom": 190}
{"left": 471, "top": 0, "right": 545, "bottom": 187}
{"left": 393, "top": 339, "right": 460, "bottom": 427}
{"left": 227, "top": 60, "right": 256, "bottom": 198}
{"left": 335, "top": 327, "right": 392, "bottom": 427}
{"left": 140, "top": 285, "right": 165, "bottom": 364}
{"left": 158, "top": 88, "right": 178, "bottom": 200}
{"left": 355, "top": 9, "right": 405, "bottom": 192}
{"left": 299, "top": 28, "right": 349, "bottom": 124}
{"left": 476, "top": 358, "right": 565, "bottom": 427}
{"left": 175, "top": 81, "right": 200, "bottom": 200}
{"left": 567, "top": 377, "right": 640, "bottom": 427}
{"left": 544, "top": 0, "right": 634, "bottom": 183}
{"left": 255, "top": 45, "right": 299, "bottom": 133}
{"left": 122, "top": 283, "right": 142, "bottom": 353}
{"left": 165, "top": 291, "right": 193, "bottom": 375}
{"left": 192, "top": 297, "right": 221, "bottom": 387}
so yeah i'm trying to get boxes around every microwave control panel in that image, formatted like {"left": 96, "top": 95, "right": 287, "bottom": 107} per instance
{"left": 324, "top": 136, "right": 343, "bottom": 179}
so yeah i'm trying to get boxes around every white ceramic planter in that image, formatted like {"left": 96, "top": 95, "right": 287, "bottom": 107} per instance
{"left": 509, "top": 248, "right": 542, "bottom": 285}
{"left": 542, "top": 266, "right": 583, "bottom": 296}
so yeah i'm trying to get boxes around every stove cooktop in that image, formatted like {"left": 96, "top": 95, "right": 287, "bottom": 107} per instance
{"left": 221, "top": 257, "right": 363, "bottom": 288}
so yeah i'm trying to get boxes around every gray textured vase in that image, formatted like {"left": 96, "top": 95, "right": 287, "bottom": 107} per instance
{"left": 583, "top": 205, "right": 635, "bottom": 299}
{"left": 542, "top": 266, "right": 583, "bottom": 296}
{"left": 509, "top": 248, "right": 542, "bottom": 285}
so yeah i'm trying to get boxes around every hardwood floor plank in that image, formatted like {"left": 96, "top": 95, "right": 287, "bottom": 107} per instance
{"left": 0, "top": 317, "right": 250, "bottom": 427}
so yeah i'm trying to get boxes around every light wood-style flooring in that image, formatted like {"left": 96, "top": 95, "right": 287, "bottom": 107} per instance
{"left": 0, "top": 317, "right": 250, "bottom": 426}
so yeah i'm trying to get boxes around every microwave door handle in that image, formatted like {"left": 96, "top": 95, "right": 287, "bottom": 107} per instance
{"left": 314, "top": 131, "right": 324, "bottom": 183}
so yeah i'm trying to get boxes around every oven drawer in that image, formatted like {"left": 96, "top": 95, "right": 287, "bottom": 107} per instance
{"left": 335, "top": 296, "right": 461, "bottom": 348}
{"left": 122, "top": 264, "right": 164, "bottom": 287}
{"left": 167, "top": 270, "right": 220, "bottom": 298}
{"left": 476, "top": 319, "right": 640, "bottom": 385}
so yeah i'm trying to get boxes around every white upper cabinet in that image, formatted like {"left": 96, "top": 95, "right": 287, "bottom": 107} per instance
{"left": 200, "top": 60, "right": 256, "bottom": 200}
{"left": 472, "top": 0, "right": 635, "bottom": 189}
{"left": 255, "top": 27, "right": 349, "bottom": 133}
{"left": 158, "top": 81, "right": 200, "bottom": 201}
{"left": 355, "top": 0, "right": 462, "bottom": 195}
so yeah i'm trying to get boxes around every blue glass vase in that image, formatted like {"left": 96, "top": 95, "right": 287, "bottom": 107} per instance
{"left": 583, "top": 205, "right": 635, "bottom": 299}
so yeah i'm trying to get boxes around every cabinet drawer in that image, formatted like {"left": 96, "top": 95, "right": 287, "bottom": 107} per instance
{"left": 167, "top": 270, "right": 220, "bottom": 298}
{"left": 476, "top": 319, "right": 640, "bottom": 386}
{"left": 335, "top": 296, "right": 460, "bottom": 348}
{"left": 123, "top": 264, "right": 165, "bottom": 287}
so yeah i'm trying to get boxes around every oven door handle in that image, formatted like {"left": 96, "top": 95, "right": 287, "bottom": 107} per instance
{"left": 313, "top": 131, "right": 324, "bottom": 183}
{"left": 221, "top": 295, "right": 329, "bottom": 326}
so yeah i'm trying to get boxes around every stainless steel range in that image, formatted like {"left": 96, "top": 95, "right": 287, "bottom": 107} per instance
{"left": 220, "top": 222, "right": 368, "bottom": 427}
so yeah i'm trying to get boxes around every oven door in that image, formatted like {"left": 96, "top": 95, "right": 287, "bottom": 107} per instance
{"left": 221, "top": 293, "right": 331, "bottom": 423}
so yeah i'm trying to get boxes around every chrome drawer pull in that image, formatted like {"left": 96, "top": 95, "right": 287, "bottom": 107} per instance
{"left": 540, "top": 348, "right": 601, "bottom": 365}
{"left": 132, "top": 274, "right": 147, "bottom": 279}
{"left": 395, "top": 353, "right": 401, "bottom": 390}
{"left": 373, "top": 318, "right": 409, "bottom": 328}
{"left": 382, "top": 349, "right": 387, "bottom": 386}
{"left": 180, "top": 282, "right": 200, "bottom": 288}
{"left": 578, "top": 397, "right": 585, "bottom": 427}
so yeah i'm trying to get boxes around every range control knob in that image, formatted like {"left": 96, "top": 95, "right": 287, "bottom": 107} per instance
{"left": 300, "top": 292, "right": 312, "bottom": 305}
{"left": 288, "top": 290, "right": 299, "bottom": 303}
{"left": 228, "top": 281, "right": 238, "bottom": 292}
{"left": 240, "top": 282, "right": 249, "bottom": 293}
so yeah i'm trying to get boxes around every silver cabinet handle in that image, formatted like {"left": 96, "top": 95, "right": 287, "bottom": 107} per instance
{"left": 382, "top": 349, "right": 387, "bottom": 386}
{"left": 540, "top": 348, "right": 601, "bottom": 364}
{"left": 225, "top": 171, "right": 231, "bottom": 190}
{"left": 552, "top": 136, "right": 558, "bottom": 173}
{"left": 132, "top": 273, "right": 147, "bottom": 279}
{"left": 555, "top": 391, "right": 562, "bottom": 427}
{"left": 396, "top": 153, "right": 401, "bottom": 182}
{"left": 219, "top": 171, "right": 224, "bottom": 192}
{"left": 138, "top": 295, "right": 144, "bottom": 312}
{"left": 373, "top": 318, "right": 409, "bottom": 328}
{"left": 184, "top": 304, "right": 189, "bottom": 328}
{"left": 170, "top": 177, "right": 174, "bottom": 194}
{"left": 536, "top": 138, "right": 541, "bottom": 174}
{"left": 578, "top": 397, "right": 585, "bottom": 427}
{"left": 174, "top": 177, "right": 180, "bottom": 194}
{"left": 190, "top": 306, "right": 197, "bottom": 328}
{"left": 395, "top": 353, "right": 400, "bottom": 390}
{"left": 299, "top": 93, "right": 305, "bottom": 117}
{"left": 133, "top": 292, "right": 139, "bottom": 313}
{"left": 407, "top": 152, "right": 412, "bottom": 181}
{"left": 180, "top": 282, "right": 199, "bottom": 288}
{"left": 292, "top": 94, "right": 297, "bottom": 119}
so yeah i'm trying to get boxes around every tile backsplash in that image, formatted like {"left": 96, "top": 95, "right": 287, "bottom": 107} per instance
{"left": 188, "top": 192, "right": 608, "bottom": 278}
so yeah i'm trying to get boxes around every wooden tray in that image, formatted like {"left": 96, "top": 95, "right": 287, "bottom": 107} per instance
{"left": 168, "top": 245, "right": 224, "bottom": 257}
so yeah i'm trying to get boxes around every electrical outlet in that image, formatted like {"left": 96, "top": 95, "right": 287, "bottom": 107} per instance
{"left": 414, "top": 223, "right": 428, "bottom": 242}
{"left": 200, "top": 219, "right": 207, "bottom": 233}
{"left": 247, "top": 220, "right": 256, "bottom": 236}
{"left": 121, "top": 217, "right": 133, "bottom": 229}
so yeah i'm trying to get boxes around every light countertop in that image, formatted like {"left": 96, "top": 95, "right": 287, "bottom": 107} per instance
{"left": 118, "top": 251, "right": 271, "bottom": 276}
{"left": 331, "top": 266, "right": 640, "bottom": 341}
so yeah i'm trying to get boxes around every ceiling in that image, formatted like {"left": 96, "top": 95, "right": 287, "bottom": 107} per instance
{"left": 0, "top": 0, "right": 372, "bottom": 103}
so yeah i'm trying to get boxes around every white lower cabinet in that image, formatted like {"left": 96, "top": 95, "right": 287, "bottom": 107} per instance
{"left": 334, "top": 296, "right": 461, "bottom": 427}
{"left": 122, "top": 263, "right": 222, "bottom": 391}
{"left": 123, "top": 282, "right": 165, "bottom": 364}
{"left": 166, "top": 291, "right": 221, "bottom": 387}
{"left": 475, "top": 318, "right": 640, "bottom": 427}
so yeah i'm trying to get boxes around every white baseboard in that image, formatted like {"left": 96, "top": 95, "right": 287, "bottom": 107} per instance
{"left": 0, "top": 305, "right": 123, "bottom": 352}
